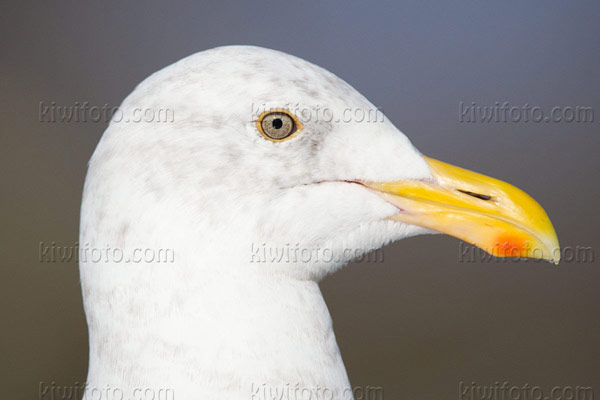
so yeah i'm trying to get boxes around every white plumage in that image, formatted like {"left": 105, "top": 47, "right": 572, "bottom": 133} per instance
{"left": 79, "top": 46, "right": 507, "bottom": 399}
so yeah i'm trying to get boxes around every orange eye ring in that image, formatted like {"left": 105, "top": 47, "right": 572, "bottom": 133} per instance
{"left": 256, "top": 110, "right": 303, "bottom": 142}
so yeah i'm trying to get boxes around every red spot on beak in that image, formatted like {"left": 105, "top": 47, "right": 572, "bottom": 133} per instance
{"left": 494, "top": 234, "right": 527, "bottom": 257}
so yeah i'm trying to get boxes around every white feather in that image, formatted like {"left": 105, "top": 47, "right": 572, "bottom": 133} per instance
{"left": 80, "top": 45, "right": 433, "bottom": 399}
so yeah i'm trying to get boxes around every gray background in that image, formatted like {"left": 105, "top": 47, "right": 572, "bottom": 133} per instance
{"left": 1, "top": 1, "right": 599, "bottom": 399}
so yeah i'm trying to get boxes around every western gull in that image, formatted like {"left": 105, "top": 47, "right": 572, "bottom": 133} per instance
{"left": 79, "top": 45, "right": 559, "bottom": 399}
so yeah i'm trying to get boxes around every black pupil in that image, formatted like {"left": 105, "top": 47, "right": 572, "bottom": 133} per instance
{"left": 272, "top": 118, "right": 283, "bottom": 129}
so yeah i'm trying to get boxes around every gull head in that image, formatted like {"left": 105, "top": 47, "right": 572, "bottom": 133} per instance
{"left": 81, "top": 45, "right": 560, "bottom": 284}
{"left": 79, "top": 46, "right": 560, "bottom": 396}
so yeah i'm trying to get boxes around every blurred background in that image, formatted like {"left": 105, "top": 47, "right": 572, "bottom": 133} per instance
{"left": 1, "top": 1, "right": 599, "bottom": 399}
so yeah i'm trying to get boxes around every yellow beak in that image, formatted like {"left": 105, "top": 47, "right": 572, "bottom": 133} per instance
{"left": 365, "top": 157, "right": 560, "bottom": 264}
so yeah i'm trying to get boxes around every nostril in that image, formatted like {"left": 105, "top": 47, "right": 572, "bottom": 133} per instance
{"left": 458, "top": 189, "right": 492, "bottom": 201}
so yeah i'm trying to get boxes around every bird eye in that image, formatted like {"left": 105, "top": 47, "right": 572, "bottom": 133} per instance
{"left": 257, "top": 111, "right": 301, "bottom": 141}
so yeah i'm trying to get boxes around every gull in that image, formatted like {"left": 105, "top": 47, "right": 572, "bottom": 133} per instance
{"left": 79, "top": 46, "right": 559, "bottom": 399}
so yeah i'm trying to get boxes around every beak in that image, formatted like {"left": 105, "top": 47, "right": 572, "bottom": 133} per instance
{"left": 364, "top": 157, "right": 560, "bottom": 264}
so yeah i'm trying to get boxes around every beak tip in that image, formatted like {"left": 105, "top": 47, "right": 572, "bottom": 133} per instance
{"left": 550, "top": 245, "right": 561, "bottom": 265}
{"left": 545, "top": 233, "right": 561, "bottom": 265}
